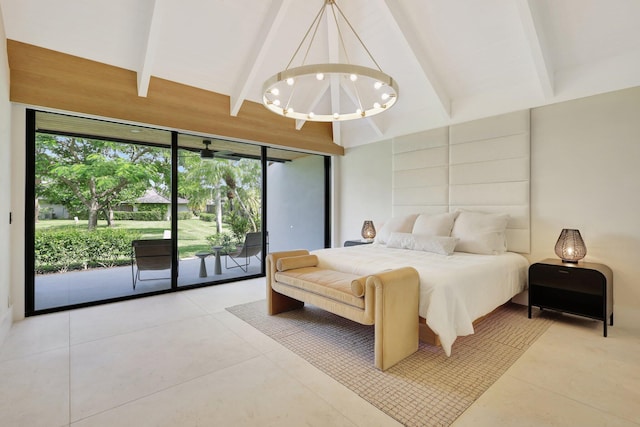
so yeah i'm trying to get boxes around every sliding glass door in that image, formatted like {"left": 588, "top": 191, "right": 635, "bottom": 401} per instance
{"left": 31, "top": 111, "right": 173, "bottom": 311}
{"left": 266, "top": 147, "right": 328, "bottom": 252}
{"left": 26, "top": 110, "right": 329, "bottom": 315}
{"left": 176, "top": 135, "right": 263, "bottom": 287}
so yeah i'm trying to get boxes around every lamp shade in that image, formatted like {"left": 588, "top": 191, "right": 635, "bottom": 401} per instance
{"left": 554, "top": 229, "right": 587, "bottom": 263}
{"left": 361, "top": 220, "right": 376, "bottom": 241}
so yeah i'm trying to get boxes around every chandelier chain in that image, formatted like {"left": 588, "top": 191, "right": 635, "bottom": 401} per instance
{"left": 261, "top": 0, "right": 398, "bottom": 122}
{"left": 285, "top": 2, "right": 327, "bottom": 70}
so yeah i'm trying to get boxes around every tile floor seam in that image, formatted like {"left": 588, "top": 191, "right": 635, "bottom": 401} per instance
{"left": 0, "top": 343, "right": 71, "bottom": 363}
{"left": 182, "top": 293, "right": 222, "bottom": 314}
{"left": 261, "top": 347, "right": 373, "bottom": 427}
{"left": 504, "top": 372, "right": 640, "bottom": 425}
{"left": 67, "top": 352, "right": 267, "bottom": 425}
{"left": 68, "top": 312, "right": 212, "bottom": 346}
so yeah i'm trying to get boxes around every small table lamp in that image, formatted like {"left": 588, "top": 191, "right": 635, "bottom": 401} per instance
{"left": 361, "top": 220, "right": 376, "bottom": 242}
{"left": 554, "top": 229, "right": 587, "bottom": 263}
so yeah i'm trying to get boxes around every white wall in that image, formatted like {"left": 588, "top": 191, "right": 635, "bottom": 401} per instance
{"left": 335, "top": 140, "right": 393, "bottom": 245}
{"left": 336, "top": 87, "right": 640, "bottom": 333}
{"left": 267, "top": 155, "right": 325, "bottom": 253}
{"left": 530, "top": 87, "right": 640, "bottom": 331}
{"left": 0, "top": 5, "right": 13, "bottom": 341}
{"left": 9, "top": 105, "right": 25, "bottom": 320}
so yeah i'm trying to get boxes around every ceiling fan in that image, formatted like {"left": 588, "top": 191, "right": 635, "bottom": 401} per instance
{"left": 200, "top": 139, "right": 215, "bottom": 159}
{"left": 199, "top": 139, "right": 242, "bottom": 161}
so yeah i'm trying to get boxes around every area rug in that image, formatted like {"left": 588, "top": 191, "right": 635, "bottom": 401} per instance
{"left": 227, "top": 301, "right": 554, "bottom": 427}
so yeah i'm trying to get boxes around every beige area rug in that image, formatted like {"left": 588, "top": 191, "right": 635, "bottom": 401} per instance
{"left": 227, "top": 301, "right": 554, "bottom": 427}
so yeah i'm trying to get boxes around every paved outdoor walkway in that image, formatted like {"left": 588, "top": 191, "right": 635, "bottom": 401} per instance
{"left": 35, "top": 254, "right": 262, "bottom": 311}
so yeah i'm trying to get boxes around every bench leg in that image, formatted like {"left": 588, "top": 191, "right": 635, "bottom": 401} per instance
{"left": 267, "top": 287, "right": 304, "bottom": 315}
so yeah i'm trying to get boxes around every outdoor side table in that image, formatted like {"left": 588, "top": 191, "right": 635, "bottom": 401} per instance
{"left": 211, "top": 246, "right": 224, "bottom": 275}
{"left": 195, "top": 251, "right": 211, "bottom": 277}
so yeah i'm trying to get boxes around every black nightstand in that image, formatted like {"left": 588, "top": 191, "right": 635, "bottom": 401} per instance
{"left": 344, "top": 240, "right": 373, "bottom": 247}
{"left": 528, "top": 258, "right": 613, "bottom": 336}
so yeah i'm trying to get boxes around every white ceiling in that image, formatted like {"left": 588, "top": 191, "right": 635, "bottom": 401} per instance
{"left": 2, "top": 0, "right": 640, "bottom": 148}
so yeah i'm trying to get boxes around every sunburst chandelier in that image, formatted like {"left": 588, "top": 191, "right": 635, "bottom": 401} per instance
{"left": 262, "top": 0, "right": 399, "bottom": 122}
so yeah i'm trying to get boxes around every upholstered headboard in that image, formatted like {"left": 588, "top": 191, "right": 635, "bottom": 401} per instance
{"left": 392, "top": 110, "right": 531, "bottom": 253}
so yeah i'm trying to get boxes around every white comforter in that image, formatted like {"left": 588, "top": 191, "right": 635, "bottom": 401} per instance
{"left": 312, "top": 245, "right": 528, "bottom": 356}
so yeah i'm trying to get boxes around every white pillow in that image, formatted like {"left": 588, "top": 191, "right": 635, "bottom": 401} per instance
{"left": 386, "top": 232, "right": 415, "bottom": 249}
{"left": 412, "top": 234, "right": 459, "bottom": 255}
{"left": 411, "top": 212, "right": 459, "bottom": 237}
{"left": 387, "top": 232, "right": 459, "bottom": 255}
{"left": 451, "top": 211, "right": 509, "bottom": 255}
{"left": 375, "top": 214, "right": 418, "bottom": 244}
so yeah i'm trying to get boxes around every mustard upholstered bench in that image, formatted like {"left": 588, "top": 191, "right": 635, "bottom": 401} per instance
{"left": 266, "top": 249, "right": 420, "bottom": 371}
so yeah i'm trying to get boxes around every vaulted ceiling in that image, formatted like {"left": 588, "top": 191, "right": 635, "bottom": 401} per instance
{"left": 2, "top": 0, "right": 639, "bottom": 148}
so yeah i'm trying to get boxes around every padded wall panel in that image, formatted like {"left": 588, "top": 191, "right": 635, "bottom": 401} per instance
{"left": 393, "top": 126, "right": 449, "bottom": 153}
{"left": 393, "top": 147, "right": 448, "bottom": 171}
{"left": 449, "top": 205, "right": 530, "bottom": 229}
{"left": 449, "top": 134, "right": 529, "bottom": 164}
{"left": 395, "top": 167, "right": 448, "bottom": 189}
{"left": 450, "top": 157, "right": 530, "bottom": 184}
{"left": 393, "top": 127, "right": 449, "bottom": 216}
{"left": 505, "top": 229, "right": 531, "bottom": 254}
{"left": 395, "top": 186, "right": 450, "bottom": 206}
{"left": 449, "top": 182, "right": 529, "bottom": 206}
{"left": 449, "top": 110, "right": 530, "bottom": 144}
{"left": 394, "top": 205, "right": 448, "bottom": 217}
{"left": 390, "top": 110, "right": 530, "bottom": 253}
{"left": 450, "top": 110, "right": 530, "bottom": 253}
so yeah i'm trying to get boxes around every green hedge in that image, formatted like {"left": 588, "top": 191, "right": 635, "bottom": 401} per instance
{"left": 35, "top": 228, "right": 142, "bottom": 274}
{"left": 113, "top": 211, "right": 164, "bottom": 221}
{"left": 177, "top": 212, "right": 192, "bottom": 220}
{"left": 199, "top": 213, "right": 216, "bottom": 222}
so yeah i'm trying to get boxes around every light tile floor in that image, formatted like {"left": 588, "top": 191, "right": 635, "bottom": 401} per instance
{"left": 0, "top": 278, "right": 638, "bottom": 427}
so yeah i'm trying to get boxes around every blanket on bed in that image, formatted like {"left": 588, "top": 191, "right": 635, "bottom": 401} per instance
{"left": 312, "top": 245, "right": 528, "bottom": 355}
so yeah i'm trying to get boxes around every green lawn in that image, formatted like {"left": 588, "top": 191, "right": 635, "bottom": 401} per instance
{"left": 36, "top": 218, "right": 228, "bottom": 259}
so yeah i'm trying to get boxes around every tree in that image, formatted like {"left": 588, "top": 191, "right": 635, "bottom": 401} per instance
{"left": 177, "top": 152, "right": 262, "bottom": 234}
{"left": 36, "top": 134, "right": 169, "bottom": 230}
{"left": 177, "top": 152, "right": 228, "bottom": 233}
{"left": 225, "top": 158, "right": 261, "bottom": 232}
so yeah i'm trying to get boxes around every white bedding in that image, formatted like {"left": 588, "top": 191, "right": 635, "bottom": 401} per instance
{"left": 312, "top": 244, "right": 528, "bottom": 356}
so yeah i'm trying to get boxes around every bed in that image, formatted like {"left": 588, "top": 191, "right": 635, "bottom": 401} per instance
{"left": 313, "top": 210, "right": 530, "bottom": 356}
{"left": 312, "top": 244, "right": 527, "bottom": 356}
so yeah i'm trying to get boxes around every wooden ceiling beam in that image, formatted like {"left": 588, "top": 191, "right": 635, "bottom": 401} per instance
{"left": 8, "top": 40, "right": 343, "bottom": 156}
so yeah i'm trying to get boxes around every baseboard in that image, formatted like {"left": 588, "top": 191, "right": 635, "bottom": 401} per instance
{"left": 0, "top": 306, "right": 12, "bottom": 348}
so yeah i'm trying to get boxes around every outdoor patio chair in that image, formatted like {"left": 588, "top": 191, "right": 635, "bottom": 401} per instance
{"left": 225, "top": 232, "right": 262, "bottom": 273}
{"left": 131, "top": 239, "right": 173, "bottom": 289}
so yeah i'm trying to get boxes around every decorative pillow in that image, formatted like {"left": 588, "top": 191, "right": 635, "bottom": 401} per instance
{"left": 386, "top": 232, "right": 415, "bottom": 249}
{"left": 412, "top": 234, "right": 459, "bottom": 255}
{"left": 451, "top": 210, "right": 509, "bottom": 255}
{"left": 374, "top": 214, "right": 418, "bottom": 245}
{"left": 411, "top": 211, "right": 459, "bottom": 237}
{"left": 387, "top": 232, "right": 459, "bottom": 255}
{"left": 350, "top": 276, "right": 368, "bottom": 297}
{"left": 276, "top": 254, "right": 318, "bottom": 271}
